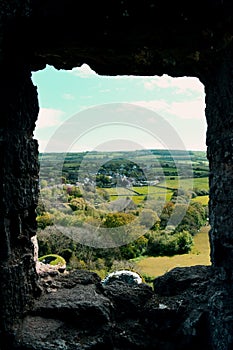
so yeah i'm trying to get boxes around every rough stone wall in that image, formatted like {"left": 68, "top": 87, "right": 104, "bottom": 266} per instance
{"left": 14, "top": 268, "right": 214, "bottom": 350}
{"left": 205, "top": 47, "right": 233, "bottom": 272}
{"left": 1, "top": 0, "right": 233, "bottom": 349}
{"left": 0, "top": 65, "right": 40, "bottom": 338}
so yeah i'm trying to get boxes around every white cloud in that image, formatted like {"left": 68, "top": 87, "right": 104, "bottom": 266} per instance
{"left": 144, "top": 75, "right": 204, "bottom": 94}
{"left": 132, "top": 97, "right": 206, "bottom": 120}
{"left": 144, "top": 81, "right": 157, "bottom": 90}
{"left": 133, "top": 100, "right": 170, "bottom": 113}
{"left": 168, "top": 99, "right": 206, "bottom": 120}
{"left": 62, "top": 93, "right": 75, "bottom": 100}
{"left": 36, "top": 108, "right": 64, "bottom": 129}
{"left": 69, "top": 64, "right": 97, "bottom": 78}
{"left": 115, "top": 87, "right": 126, "bottom": 91}
{"left": 99, "top": 89, "right": 111, "bottom": 93}
{"left": 80, "top": 95, "right": 92, "bottom": 99}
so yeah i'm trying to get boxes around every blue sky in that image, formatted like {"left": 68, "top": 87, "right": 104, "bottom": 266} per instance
{"left": 32, "top": 64, "right": 206, "bottom": 153}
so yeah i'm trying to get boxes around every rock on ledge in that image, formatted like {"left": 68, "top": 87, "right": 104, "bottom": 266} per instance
{"left": 13, "top": 266, "right": 226, "bottom": 349}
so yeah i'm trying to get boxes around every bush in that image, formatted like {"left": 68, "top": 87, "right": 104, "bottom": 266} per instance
{"left": 140, "top": 209, "right": 160, "bottom": 228}
{"left": 173, "top": 230, "right": 193, "bottom": 254}
{"left": 120, "top": 236, "right": 148, "bottom": 259}
{"left": 146, "top": 230, "right": 193, "bottom": 257}
{"left": 36, "top": 212, "right": 54, "bottom": 229}
{"left": 142, "top": 274, "right": 155, "bottom": 284}
{"left": 37, "top": 226, "right": 76, "bottom": 256}
{"left": 175, "top": 202, "right": 206, "bottom": 235}
{"left": 69, "top": 197, "right": 85, "bottom": 211}
{"left": 68, "top": 257, "right": 87, "bottom": 270}
{"left": 102, "top": 212, "right": 135, "bottom": 228}
{"left": 66, "top": 186, "right": 82, "bottom": 198}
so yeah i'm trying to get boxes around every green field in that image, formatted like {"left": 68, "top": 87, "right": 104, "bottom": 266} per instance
{"left": 104, "top": 177, "right": 209, "bottom": 206}
{"left": 105, "top": 185, "right": 173, "bottom": 205}
{"left": 161, "top": 176, "right": 209, "bottom": 191}
{"left": 135, "top": 225, "right": 211, "bottom": 278}
{"left": 192, "top": 195, "right": 209, "bottom": 206}
{"left": 38, "top": 150, "right": 210, "bottom": 282}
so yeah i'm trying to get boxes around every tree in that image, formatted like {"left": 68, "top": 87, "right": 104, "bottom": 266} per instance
{"left": 36, "top": 212, "right": 54, "bottom": 229}
{"left": 146, "top": 229, "right": 193, "bottom": 257}
{"left": 120, "top": 235, "right": 148, "bottom": 259}
{"left": 140, "top": 209, "right": 160, "bottom": 229}
{"left": 66, "top": 186, "right": 82, "bottom": 198}
{"left": 36, "top": 196, "right": 46, "bottom": 216}
{"left": 69, "top": 197, "right": 86, "bottom": 211}
{"left": 96, "top": 174, "right": 112, "bottom": 188}
{"left": 103, "top": 212, "right": 135, "bottom": 228}
{"left": 61, "top": 176, "right": 67, "bottom": 184}
{"left": 175, "top": 202, "right": 206, "bottom": 235}
{"left": 160, "top": 201, "right": 175, "bottom": 229}
{"left": 37, "top": 226, "right": 76, "bottom": 257}
{"left": 174, "top": 230, "right": 193, "bottom": 254}
{"left": 40, "top": 179, "right": 48, "bottom": 189}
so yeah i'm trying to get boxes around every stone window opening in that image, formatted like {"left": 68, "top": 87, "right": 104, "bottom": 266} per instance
{"left": 1, "top": 1, "right": 233, "bottom": 348}
{"left": 32, "top": 64, "right": 209, "bottom": 279}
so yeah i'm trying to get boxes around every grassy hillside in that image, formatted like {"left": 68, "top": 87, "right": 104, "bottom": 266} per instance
{"left": 135, "top": 225, "right": 211, "bottom": 278}
{"left": 192, "top": 195, "right": 209, "bottom": 206}
{"left": 161, "top": 176, "right": 209, "bottom": 191}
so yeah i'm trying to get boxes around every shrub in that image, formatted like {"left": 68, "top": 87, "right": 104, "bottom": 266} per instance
{"left": 173, "top": 230, "right": 193, "bottom": 254}
{"left": 146, "top": 230, "right": 193, "bottom": 257}
{"left": 140, "top": 209, "right": 160, "bottom": 229}
{"left": 102, "top": 212, "right": 135, "bottom": 228}
{"left": 36, "top": 212, "right": 54, "bottom": 229}
{"left": 68, "top": 257, "right": 87, "bottom": 270}
{"left": 69, "top": 197, "right": 85, "bottom": 211}
{"left": 142, "top": 274, "right": 155, "bottom": 284}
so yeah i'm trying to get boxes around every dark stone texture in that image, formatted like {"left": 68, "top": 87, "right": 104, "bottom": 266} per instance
{"left": 12, "top": 267, "right": 233, "bottom": 350}
{"left": 153, "top": 265, "right": 213, "bottom": 296}
{"left": 32, "top": 285, "right": 112, "bottom": 327}
{"left": 0, "top": 65, "right": 40, "bottom": 342}
{"left": 205, "top": 50, "right": 233, "bottom": 273}
{"left": 0, "top": 1, "right": 233, "bottom": 349}
{"left": 102, "top": 280, "right": 153, "bottom": 320}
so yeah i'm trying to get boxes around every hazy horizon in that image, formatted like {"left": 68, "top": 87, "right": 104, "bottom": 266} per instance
{"left": 39, "top": 148, "right": 207, "bottom": 154}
